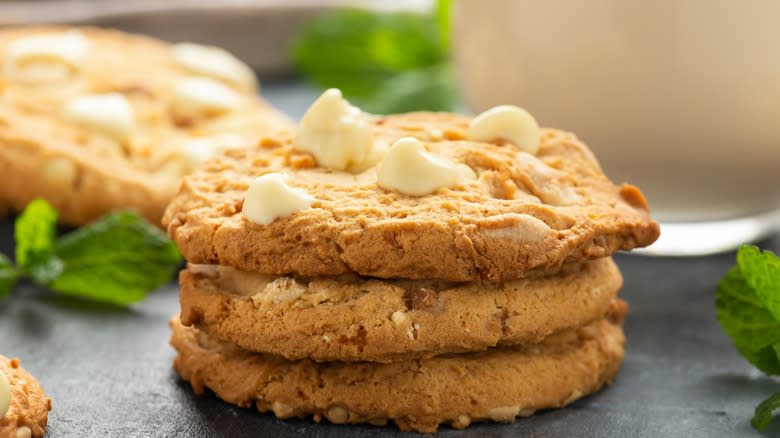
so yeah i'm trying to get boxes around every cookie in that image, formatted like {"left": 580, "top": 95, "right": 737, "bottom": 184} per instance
{"left": 0, "top": 356, "right": 52, "bottom": 438}
{"left": 164, "top": 112, "right": 658, "bottom": 281}
{"left": 179, "top": 257, "right": 621, "bottom": 362}
{"left": 0, "top": 26, "right": 292, "bottom": 226}
{"left": 171, "top": 301, "right": 626, "bottom": 433}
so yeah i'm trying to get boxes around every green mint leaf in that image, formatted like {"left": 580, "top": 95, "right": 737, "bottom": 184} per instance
{"left": 292, "top": 9, "right": 447, "bottom": 101}
{"left": 737, "top": 245, "right": 780, "bottom": 321}
{"left": 42, "top": 211, "right": 181, "bottom": 306}
{"left": 364, "top": 63, "right": 459, "bottom": 113}
{"left": 435, "top": 0, "right": 452, "bottom": 53}
{"left": 0, "top": 253, "right": 17, "bottom": 300}
{"left": 14, "top": 198, "right": 57, "bottom": 269}
{"left": 716, "top": 264, "right": 780, "bottom": 374}
{"left": 752, "top": 391, "right": 780, "bottom": 431}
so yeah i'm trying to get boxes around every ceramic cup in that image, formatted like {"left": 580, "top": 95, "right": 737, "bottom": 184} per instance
{"left": 454, "top": 0, "right": 780, "bottom": 254}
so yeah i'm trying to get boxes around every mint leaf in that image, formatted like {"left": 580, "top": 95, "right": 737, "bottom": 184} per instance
{"left": 366, "top": 63, "right": 459, "bottom": 114}
{"left": 435, "top": 0, "right": 452, "bottom": 53}
{"left": 42, "top": 211, "right": 181, "bottom": 306}
{"left": 0, "top": 253, "right": 17, "bottom": 300}
{"left": 752, "top": 391, "right": 780, "bottom": 431}
{"left": 738, "top": 246, "right": 780, "bottom": 321}
{"left": 14, "top": 198, "right": 57, "bottom": 269}
{"left": 291, "top": 8, "right": 457, "bottom": 112}
{"left": 716, "top": 264, "right": 780, "bottom": 374}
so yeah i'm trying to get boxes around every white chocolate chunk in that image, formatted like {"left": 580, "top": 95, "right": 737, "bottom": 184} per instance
{"left": 173, "top": 77, "right": 243, "bottom": 115}
{"left": 4, "top": 31, "right": 87, "bottom": 84}
{"left": 62, "top": 93, "right": 134, "bottom": 142}
{"left": 467, "top": 105, "right": 541, "bottom": 154}
{"left": 15, "top": 427, "right": 31, "bottom": 438}
{"left": 0, "top": 369, "right": 9, "bottom": 419}
{"left": 377, "top": 137, "right": 476, "bottom": 196}
{"left": 243, "top": 173, "right": 314, "bottom": 225}
{"left": 172, "top": 42, "right": 256, "bottom": 90}
{"left": 293, "top": 88, "right": 384, "bottom": 172}
{"left": 178, "top": 134, "right": 245, "bottom": 171}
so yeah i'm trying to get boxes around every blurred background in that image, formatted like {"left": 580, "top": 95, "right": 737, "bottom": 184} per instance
{"left": 0, "top": 0, "right": 434, "bottom": 76}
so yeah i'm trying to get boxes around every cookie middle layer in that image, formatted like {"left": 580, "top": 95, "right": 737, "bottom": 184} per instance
{"left": 180, "top": 258, "right": 622, "bottom": 362}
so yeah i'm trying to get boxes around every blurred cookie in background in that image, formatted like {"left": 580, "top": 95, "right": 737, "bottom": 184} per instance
{"left": 0, "top": 26, "right": 292, "bottom": 226}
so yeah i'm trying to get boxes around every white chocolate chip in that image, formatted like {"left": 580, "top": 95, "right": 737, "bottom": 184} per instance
{"left": 4, "top": 31, "right": 87, "bottom": 84}
{"left": 326, "top": 405, "right": 349, "bottom": 424}
{"left": 390, "top": 311, "right": 407, "bottom": 326}
{"left": 43, "top": 157, "right": 77, "bottom": 186}
{"left": 15, "top": 427, "right": 31, "bottom": 438}
{"left": 62, "top": 93, "right": 134, "bottom": 142}
{"left": 173, "top": 77, "right": 243, "bottom": 116}
{"left": 172, "top": 43, "right": 256, "bottom": 90}
{"left": 243, "top": 173, "right": 314, "bottom": 225}
{"left": 0, "top": 369, "right": 10, "bottom": 419}
{"left": 467, "top": 105, "right": 541, "bottom": 154}
{"left": 487, "top": 405, "right": 522, "bottom": 422}
{"left": 376, "top": 137, "right": 476, "bottom": 196}
{"left": 293, "top": 88, "right": 384, "bottom": 172}
{"left": 177, "top": 134, "right": 245, "bottom": 172}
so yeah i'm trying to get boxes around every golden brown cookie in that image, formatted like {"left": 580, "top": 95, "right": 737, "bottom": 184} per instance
{"left": 164, "top": 113, "right": 658, "bottom": 281}
{"left": 0, "top": 26, "right": 292, "bottom": 226}
{"left": 171, "top": 302, "right": 626, "bottom": 433}
{"left": 179, "top": 257, "right": 622, "bottom": 362}
{"left": 0, "top": 356, "right": 52, "bottom": 438}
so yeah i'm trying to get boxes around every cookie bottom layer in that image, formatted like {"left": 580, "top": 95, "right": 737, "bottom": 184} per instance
{"left": 170, "top": 303, "right": 626, "bottom": 433}
{"left": 0, "top": 356, "right": 52, "bottom": 438}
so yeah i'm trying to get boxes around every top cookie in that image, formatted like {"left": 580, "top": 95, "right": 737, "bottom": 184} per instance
{"left": 165, "top": 98, "right": 659, "bottom": 281}
{"left": 0, "top": 26, "right": 292, "bottom": 225}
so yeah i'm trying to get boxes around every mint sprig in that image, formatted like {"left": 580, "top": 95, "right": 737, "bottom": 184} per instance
{"left": 1, "top": 199, "right": 181, "bottom": 306}
{"left": 716, "top": 245, "right": 780, "bottom": 431}
{"left": 291, "top": 1, "right": 458, "bottom": 113}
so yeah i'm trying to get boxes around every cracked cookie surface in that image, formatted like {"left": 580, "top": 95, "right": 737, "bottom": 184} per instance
{"left": 171, "top": 301, "right": 626, "bottom": 433}
{"left": 0, "top": 26, "right": 292, "bottom": 226}
{"left": 179, "top": 257, "right": 621, "bottom": 362}
{"left": 164, "top": 112, "right": 659, "bottom": 281}
{"left": 0, "top": 356, "right": 51, "bottom": 438}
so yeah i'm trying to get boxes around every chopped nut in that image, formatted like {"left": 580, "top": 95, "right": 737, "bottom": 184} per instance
{"left": 405, "top": 287, "right": 440, "bottom": 311}
{"left": 326, "top": 405, "right": 349, "bottom": 424}
{"left": 271, "top": 401, "right": 294, "bottom": 418}
{"left": 487, "top": 405, "right": 521, "bottom": 422}
{"left": 390, "top": 311, "right": 407, "bottom": 326}
{"left": 15, "top": 427, "right": 32, "bottom": 438}
{"left": 452, "top": 415, "right": 471, "bottom": 429}
{"left": 43, "top": 157, "right": 77, "bottom": 186}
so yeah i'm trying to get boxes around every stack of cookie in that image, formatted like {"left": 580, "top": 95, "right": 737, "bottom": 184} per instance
{"left": 165, "top": 89, "right": 659, "bottom": 432}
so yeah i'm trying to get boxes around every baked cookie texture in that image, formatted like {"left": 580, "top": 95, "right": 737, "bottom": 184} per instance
{"left": 0, "top": 26, "right": 292, "bottom": 226}
{"left": 179, "top": 257, "right": 622, "bottom": 362}
{"left": 0, "top": 356, "right": 51, "bottom": 438}
{"left": 171, "top": 301, "right": 626, "bottom": 434}
{"left": 164, "top": 113, "right": 659, "bottom": 281}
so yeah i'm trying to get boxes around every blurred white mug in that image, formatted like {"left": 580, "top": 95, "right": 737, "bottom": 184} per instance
{"left": 454, "top": 0, "right": 780, "bottom": 254}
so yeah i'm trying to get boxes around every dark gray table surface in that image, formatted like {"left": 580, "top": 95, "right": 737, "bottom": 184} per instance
{"left": 1, "top": 82, "right": 779, "bottom": 437}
